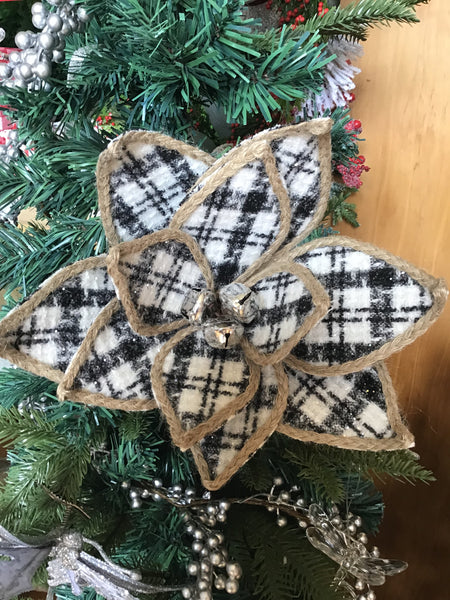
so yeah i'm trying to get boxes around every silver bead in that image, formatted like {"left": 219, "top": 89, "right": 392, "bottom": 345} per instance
{"left": 187, "top": 562, "right": 199, "bottom": 576}
{"left": 207, "top": 536, "right": 219, "bottom": 548}
{"left": 39, "top": 32, "right": 56, "bottom": 50}
{"left": 199, "top": 591, "right": 212, "bottom": 600}
{"left": 32, "top": 14, "right": 47, "bottom": 29}
{"left": 0, "top": 64, "right": 12, "bottom": 79}
{"left": 23, "top": 51, "right": 39, "bottom": 67}
{"left": 153, "top": 479, "right": 163, "bottom": 488}
{"left": 367, "top": 591, "right": 376, "bottom": 600}
{"left": 226, "top": 563, "right": 242, "bottom": 579}
{"left": 277, "top": 516, "right": 287, "bottom": 527}
{"left": 181, "top": 587, "right": 192, "bottom": 599}
{"left": 9, "top": 51, "right": 22, "bottom": 65}
{"left": 355, "top": 579, "right": 365, "bottom": 591}
{"left": 279, "top": 491, "right": 291, "bottom": 502}
{"left": 129, "top": 489, "right": 139, "bottom": 499}
{"left": 200, "top": 560, "right": 211, "bottom": 573}
{"left": 185, "top": 487, "right": 196, "bottom": 497}
{"left": 192, "top": 541, "right": 203, "bottom": 553}
{"left": 52, "top": 50, "right": 65, "bottom": 63}
{"left": 347, "top": 523, "right": 357, "bottom": 534}
{"left": 140, "top": 488, "right": 151, "bottom": 498}
{"left": 31, "top": 2, "right": 45, "bottom": 14}
{"left": 197, "top": 580, "right": 209, "bottom": 591}
{"left": 216, "top": 511, "right": 227, "bottom": 523}
{"left": 331, "top": 516, "right": 342, "bottom": 527}
{"left": 295, "top": 498, "right": 305, "bottom": 507}
{"left": 77, "top": 6, "right": 90, "bottom": 22}
{"left": 210, "top": 551, "right": 222, "bottom": 565}
{"left": 219, "top": 283, "right": 259, "bottom": 324}
{"left": 121, "top": 480, "right": 131, "bottom": 489}
{"left": 273, "top": 476, "right": 284, "bottom": 486}
{"left": 358, "top": 533, "right": 368, "bottom": 545}
{"left": 371, "top": 546, "right": 380, "bottom": 557}
{"left": 219, "top": 500, "right": 230, "bottom": 511}
{"left": 354, "top": 516, "right": 363, "bottom": 527}
{"left": 214, "top": 576, "right": 226, "bottom": 590}
{"left": 193, "top": 529, "right": 204, "bottom": 540}
{"left": 298, "top": 519, "right": 308, "bottom": 528}
{"left": 47, "top": 14, "right": 63, "bottom": 32}
{"left": 15, "top": 31, "right": 34, "bottom": 50}
{"left": 225, "top": 579, "right": 239, "bottom": 594}
{"left": 203, "top": 320, "right": 244, "bottom": 349}
{"left": 131, "top": 497, "right": 142, "bottom": 509}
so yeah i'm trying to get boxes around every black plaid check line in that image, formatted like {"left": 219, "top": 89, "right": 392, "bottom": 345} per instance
{"left": 271, "top": 136, "right": 321, "bottom": 241}
{"left": 292, "top": 246, "right": 432, "bottom": 366}
{"left": 110, "top": 146, "right": 208, "bottom": 241}
{"left": 75, "top": 307, "right": 170, "bottom": 400}
{"left": 182, "top": 161, "right": 280, "bottom": 285}
{"left": 284, "top": 367, "right": 391, "bottom": 439}
{"left": 9, "top": 268, "right": 115, "bottom": 372}
{"left": 121, "top": 241, "right": 205, "bottom": 325}
{"left": 198, "top": 368, "right": 279, "bottom": 475}
{"left": 164, "top": 335, "right": 249, "bottom": 430}
{"left": 246, "top": 272, "right": 314, "bottom": 353}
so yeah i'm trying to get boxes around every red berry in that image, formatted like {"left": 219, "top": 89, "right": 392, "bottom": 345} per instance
{"left": 353, "top": 119, "right": 362, "bottom": 129}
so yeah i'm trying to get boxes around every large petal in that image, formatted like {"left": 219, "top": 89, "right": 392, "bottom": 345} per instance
{"left": 278, "top": 362, "right": 413, "bottom": 449}
{"left": 286, "top": 237, "right": 448, "bottom": 375}
{"left": 107, "top": 229, "right": 214, "bottom": 336}
{"left": 240, "top": 262, "right": 329, "bottom": 365}
{"left": 0, "top": 257, "right": 115, "bottom": 382}
{"left": 191, "top": 364, "right": 287, "bottom": 490}
{"left": 58, "top": 299, "right": 168, "bottom": 410}
{"left": 97, "top": 131, "right": 214, "bottom": 245}
{"left": 151, "top": 327, "right": 260, "bottom": 450}
{"left": 171, "top": 120, "right": 331, "bottom": 285}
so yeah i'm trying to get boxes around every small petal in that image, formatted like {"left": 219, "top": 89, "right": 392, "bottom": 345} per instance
{"left": 107, "top": 229, "right": 214, "bottom": 336}
{"left": 151, "top": 327, "right": 260, "bottom": 450}
{"left": 191, "top": 364, "right": 288, "bottom": 490}
{"left": 278, "top": 362, "right": 413, "bottom": 449}
{"left": 240, "top": 262, "right": 329, "bottom": 365}
{"left": 0, "top": 257, "right": 115, "bottom": 381}
{"left": 58, "top": 299, "right": 167, "bottom": 410}
{"left": 287, "top": 237, "right": 448, "bottom": 375}
{"left": 97, "top": 131, "right": 214, "bottom": 244}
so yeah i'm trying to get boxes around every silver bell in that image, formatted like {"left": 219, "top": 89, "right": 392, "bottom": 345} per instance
{"left": 182, "top": 289, "right": 216, "bottom": 324}
{"left": 219, "top": 283, "right": 259, "bottom": 324}
{"left": 203, "top": 320, "right": 244, "bottom": 349}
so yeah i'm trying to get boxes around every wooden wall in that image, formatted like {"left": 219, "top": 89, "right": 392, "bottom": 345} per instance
{"left": 339, "top": 1, "right": 450, "bottom": 598}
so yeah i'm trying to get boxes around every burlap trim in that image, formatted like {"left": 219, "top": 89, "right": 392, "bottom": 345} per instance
{"left": 191, "top": 362, "right": 289, "bottom": 490}
{"left": 58, "top": 297, "right": 156, "bottom": 411}
{"left": 170, "top": 120, "right": 332, "bottom": 280}
{"left": 0, "top": 255, "right": 109, "bottom": 384}
{"left": 240, "top": 261, "right": 330, "bottom": 366}
{"left": 96, "top": 131, "right": 215, "bottom": 246}
{"left": 277, "top": 362, "right": 414, "bottom": 451}
{"left": 283, "top": 235, "right": 448, "bottom": 377}
{"left": 151, "top": 325, "right": 261, "bottom": 451}
{"left": 107, "top": 229, "right": 215, "bottom": 337}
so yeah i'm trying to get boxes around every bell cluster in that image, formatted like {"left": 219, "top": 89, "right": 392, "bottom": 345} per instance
{"left": 0, "top": 0, "right": 89, "bottom": 89}
{"left": 123, "top": 479, "right": 242, "bottom": 600}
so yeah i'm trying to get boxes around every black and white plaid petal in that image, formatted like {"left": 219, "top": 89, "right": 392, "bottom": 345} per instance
{"left": 245, "top": 271, "right": 314, "bottom": 356}
{"left": 292, "top": 245, "right": 433, "bottom": 367}
{"left": 270, "top": 134, "right": 321, "bottom": 241}
{"left": 181, "top": 160, "right": 281, "bottom": 285}
{"left": 280, "top": 365, "right": 394, "bottom": 439}
{"left": 3, "top": 266, "right": 115, "bottom": 373}
{"left": 158, "top": 329, "right": 252, "bottom": 437}
{"left": 72, "top": 306, "right": 170, "bottom": 403}
{"left": 109, "top": 144, "right": 210, "bottom": 242}
{"left": 193, "top": 365, "right": 285, "bottom": 486}
{"left": 117, "top": 240, "right": 207, "bottom": 330}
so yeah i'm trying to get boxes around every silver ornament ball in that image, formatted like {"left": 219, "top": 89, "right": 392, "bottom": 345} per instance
{"left": 226, "top": 563, "right": 242, "bottom": 579}
{"left": 8, "top": 51, "right": 22, "bottom": 65}
{"left": 0, "top": 63, "right": 12, "bottom": 79}
{"left": 32, "top": 13, "right": 47, "bottom": 29}
{"left": 52, "top": 50, "right": 65, "bottom": 63}
{"left": 31, "top": 2, "right": 45, "bottom": 14}
{"left": 15, "top": 31, "right": 34, "bottom": 50}
{"left": 47, "top": 13, "right": 63, "bottom": 32}
{"left": 225, "top": 579, "right": 239, "bottom": 594}
{"left": 39, "top": 32, "right": 56, "bottom": 50}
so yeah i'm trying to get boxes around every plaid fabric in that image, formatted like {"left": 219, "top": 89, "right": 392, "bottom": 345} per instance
{"left": 270, "top": 134, "right": 321, "bottom": 241}
{"left": 181, "top": 161, "right": 280, "bottom": 285}
{"left": 292, "top": 246, "right": 433, "bottom": 366}
{"left": 74, "top": 307, "right": 171, "bottom": 401}
{"left": 281, "top": 365, "right": 394, "bottom": 439}
{"left": 161, "top": 329, "right": 250, "bottom": 432}
{"left": 5, "top": 267, "right": 115, "bottom": 372}
{"left": 119, "top": 240, "right": 206, "bottom": 327}
{"left": 197, "top": 365, "right": 279, "bottom": 478}
{"left": 245, "top": 271, "right": 314, "bottom": 354}
{"left": 110, "top": 144, "right": 209, "bottom": 242}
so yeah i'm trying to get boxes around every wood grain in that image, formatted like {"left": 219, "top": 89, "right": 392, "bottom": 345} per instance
{"left": 339, "top": 1, "right": 450, "bottom": 598}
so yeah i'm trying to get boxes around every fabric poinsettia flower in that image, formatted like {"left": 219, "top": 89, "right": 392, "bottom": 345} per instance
{"left": 0, "top": 119, "right": 446, "bottom": 490}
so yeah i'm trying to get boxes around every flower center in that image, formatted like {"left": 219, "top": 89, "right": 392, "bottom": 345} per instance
{"left": 182, "top": 283, "right": 259, "bottom": 349}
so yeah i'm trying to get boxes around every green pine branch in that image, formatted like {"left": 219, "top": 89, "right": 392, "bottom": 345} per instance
{"left": 299, "top": 0, "right": 427, "bottom": 41}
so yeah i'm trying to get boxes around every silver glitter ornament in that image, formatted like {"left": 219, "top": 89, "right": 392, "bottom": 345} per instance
{"left": 219, "top": 283, "right": 259, "bottom": 324}
{"left": 203, "top": 320, "right": 244, "bottom": 349}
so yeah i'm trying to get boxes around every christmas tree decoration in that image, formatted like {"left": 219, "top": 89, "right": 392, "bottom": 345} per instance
{"left": 0, "top": 118, "right": 446, "bottom": 491}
